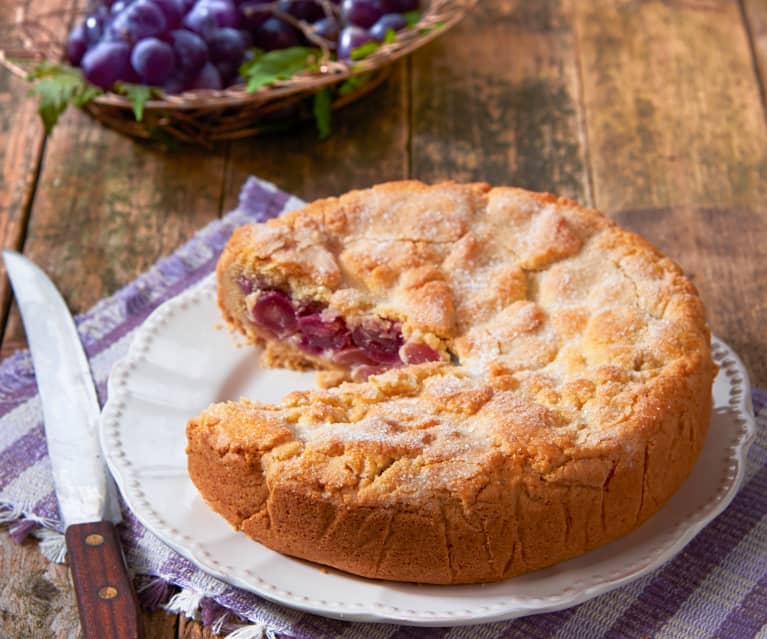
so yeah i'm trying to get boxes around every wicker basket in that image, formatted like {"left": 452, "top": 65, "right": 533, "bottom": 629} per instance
{"left": 0, "top": 0, "right": 475, "bottom": 144}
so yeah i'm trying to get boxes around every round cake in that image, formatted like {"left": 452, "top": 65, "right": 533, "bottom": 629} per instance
{"left": 186, "top": 181, "right": 715, "bottom": 584}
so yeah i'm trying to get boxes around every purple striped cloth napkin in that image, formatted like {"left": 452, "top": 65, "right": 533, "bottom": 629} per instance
{"left": 0, "top": 177, "right": 765, "bottom": 639}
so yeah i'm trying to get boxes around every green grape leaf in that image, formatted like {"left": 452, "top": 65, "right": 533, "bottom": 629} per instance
{"left": 74, "top": 84, "right": 102, "bottom": 106}
{"left": 384, "top": 28, "right": 397, "bottom": 44}
{"left": 313, "top": 87, "right": 332, "bottom": 140}
{"left": 115, "top": 83, "right": 156, "bottom": 121}
{"left": 27, "top": 63, "right": 103, "bottom": 134}
{"left": 248, "top": 49, "right": 265, "bottom": 65}
{"left": 351, "top": 41, "right": 381, "bottom": 61}
{"left": 403, "top": 11, "right": 421, "bottom": 27}
{"left": 337, "top": 72, "right": 371, "bottom": 96}
{"left": 240, "top": 47, "right": 320, "bottom": 92}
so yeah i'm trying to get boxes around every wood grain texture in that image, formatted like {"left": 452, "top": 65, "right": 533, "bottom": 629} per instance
{"left": 742, "top": 0, "right": 767, "bottom": 107}
{"left": 177, "top": 617, "right": 220, "bottom": 638}
{"left": 0, "top": 532, "right": 81, "bottom": 639}
{"left": 223, "top": 61, "right": 409, "bottom": 208}
{"left": 0, "top": 108, "right": 228, "bottom": 359}
{"left": 0, "top": 0, "right": 70, "bottom": 335}
{"left": 575, "top": 0, "right": 767, "bottom": 213}
{"left": 65, "top": 521, "right": 140, "bottom": 639}
{"left": 409, "top": 0, "right": 591, "bottom": 203}
{"left": 0, "top": 0, "right": 78, "bottom": 343}
{"left": 574, "top": 0, "right": 767, "bottom": 386}
{"left": 142, "top": 610, "right": 178, "bottom": 639}
{"left": 0, "top": 72, "right": 46, "bottom": 345}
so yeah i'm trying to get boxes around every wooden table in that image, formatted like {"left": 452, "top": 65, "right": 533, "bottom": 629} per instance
{"left": 1, "top": 1, "right": 766, "bottom": 637}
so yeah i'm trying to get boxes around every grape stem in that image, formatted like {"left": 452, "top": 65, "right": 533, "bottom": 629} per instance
{"left": 316, "top": 0, "right": 342, "bottom": 20}
{"left": 275, "top": 11, "right": 334, "bottom": 60}
{"left": 239, "top": 1, "right": 340, "bottom": 62}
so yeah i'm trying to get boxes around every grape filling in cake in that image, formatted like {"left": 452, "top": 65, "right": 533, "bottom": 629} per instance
{"left": 237, "top": 278, "right": 444, "bottom": 381}
{"left": 190, "top": 181, "right": 715, "bottom": 584}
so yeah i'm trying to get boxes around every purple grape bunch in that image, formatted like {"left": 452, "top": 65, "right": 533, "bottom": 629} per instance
{"left": 66, "top": 0, "right": 421, "bottom": 93}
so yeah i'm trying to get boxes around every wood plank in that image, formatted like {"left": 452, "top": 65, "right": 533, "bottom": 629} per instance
{"left": 143, "top": 608, "right": 179, "bottom": 639}
{"left": 0, "top": 71, "right": 47, "bottom": 344}
{"left": 223, "top": 60, "right": 410, "bottom": 208}
{"left": 742, "top": 0, "right": 767, "bottom": 107}
{"left": 178, "top": 615, "right": 219, "bottom": 638}
{"left": 0, "top": 532, "right": 81, "bottom": 639}
{"left": 0, "top": 0, "right": 85, "bottom": 336}
{"left": 575, "top": 0, "right": 767, "bottom": 212}
{"left": 0, "top": 71, "right": 43, "bottom": 246}
{"left": 574, "top": 0, "right": 767, "bottom": 386}
{"left": 409, "top": 0, "right": 591, "bottom": 203}
{"left": 0, "top": 107, "right": 229, "bottom": 360}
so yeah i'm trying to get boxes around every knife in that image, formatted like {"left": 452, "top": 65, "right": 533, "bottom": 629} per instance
{"left": 3, "top": 251, "right": 141, "bottom": 639}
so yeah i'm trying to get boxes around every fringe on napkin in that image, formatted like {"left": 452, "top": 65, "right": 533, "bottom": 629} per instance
{"left": 0, "top": 501, "right": 67, "bottom": 563}
{"left": 0, "top": 501, "right": 58, "bottom": 532}
{"left": 33, "top": 527, "right": 67, "bottom": 563}
{"left": 226, "top": 623, "right": 279, "bottom": 639}
{"left": 162, "top": 584, "right": 284, "bottom": 638}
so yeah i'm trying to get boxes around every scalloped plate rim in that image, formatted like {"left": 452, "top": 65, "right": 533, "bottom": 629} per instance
{"left": 100, "top": 274, "right": 757, "bottom": 626}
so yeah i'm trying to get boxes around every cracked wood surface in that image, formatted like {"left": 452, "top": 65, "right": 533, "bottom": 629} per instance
{"left": 1, "top": 0, "right": 766, "bottom": 636}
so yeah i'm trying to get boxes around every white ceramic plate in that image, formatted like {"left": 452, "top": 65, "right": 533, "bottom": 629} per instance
{"left": 101, "top": 274, "right": 757, "bottom": 626}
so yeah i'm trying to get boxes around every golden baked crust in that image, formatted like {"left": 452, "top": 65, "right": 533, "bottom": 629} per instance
{"left": 188, "top": 181, "right": 715, "bottom": 584}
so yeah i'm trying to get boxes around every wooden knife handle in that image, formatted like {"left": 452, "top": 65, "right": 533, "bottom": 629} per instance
{"left": 65, "top": 521, "right": 142, "bottom": 639}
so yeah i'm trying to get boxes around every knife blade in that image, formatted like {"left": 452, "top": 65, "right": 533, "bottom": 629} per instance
{"left": 4, "top": 250, "right": 141, "bottom": 639}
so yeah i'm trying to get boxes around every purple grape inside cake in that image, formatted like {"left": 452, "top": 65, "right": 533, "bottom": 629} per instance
{"left": 236, "top": 280, "right": 444, "bottom": 381}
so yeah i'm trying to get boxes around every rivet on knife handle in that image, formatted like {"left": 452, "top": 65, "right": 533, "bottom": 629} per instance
{"left": 65, "top": 521, "right": 142, "bottom": 639}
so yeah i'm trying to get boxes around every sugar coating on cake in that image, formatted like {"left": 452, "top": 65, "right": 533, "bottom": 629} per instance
{"left": 187, "top": 181, "right": 715, "bottom": 584}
